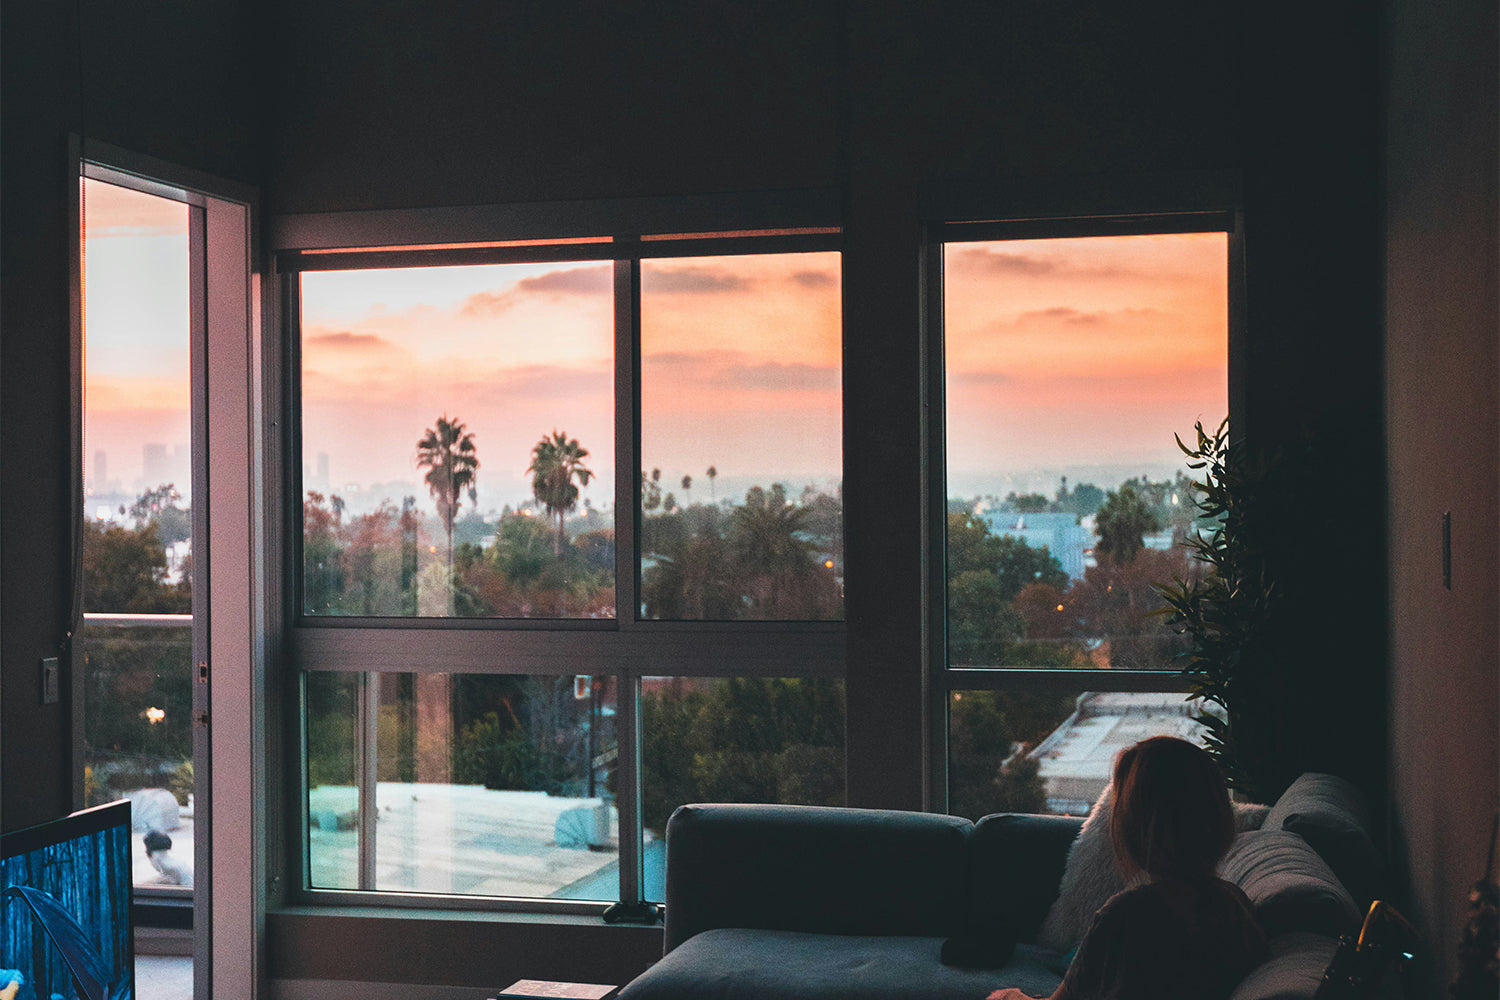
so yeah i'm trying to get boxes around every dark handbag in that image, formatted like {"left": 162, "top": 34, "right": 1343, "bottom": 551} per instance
{"left": 1313, "top": 901, "right": 1417, "bottom": 1000}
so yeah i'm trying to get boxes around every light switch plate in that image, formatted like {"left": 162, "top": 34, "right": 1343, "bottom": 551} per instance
{"left": 41, "top": 656, "right": 60, "bottom": 705}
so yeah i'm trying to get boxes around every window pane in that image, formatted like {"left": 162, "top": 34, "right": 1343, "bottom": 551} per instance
{"left": 947, "top": 689, "right": 1221, "bottom": 819}
{"left": 80, "top": 623, "right": 195, "bottom": 883}
{"left": 943, "top": 233, "right": 1227, "bottom": 669}
{"left": 81, "top": 179, "right": 193, "bottom": 615}
{"left": 639, "top": 253, "right": 843, "bottom": 620}
{"left": 300, "top": 262, "right": 615, "bottom": 618}
{"left": 80, "top": 177, "right": 195, "bottom": 893}
{"left": 305, "top": 672, "right": 618, "bottom": 898}
{"left": 640, "top": 675, "right": 845, "bottom": 901}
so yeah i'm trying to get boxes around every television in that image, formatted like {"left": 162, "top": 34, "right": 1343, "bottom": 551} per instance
{"left": 1, "top": 800, "right": 134, "bottom": 1000}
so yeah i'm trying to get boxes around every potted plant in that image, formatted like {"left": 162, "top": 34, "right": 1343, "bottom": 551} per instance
{"left": 1155, "top": 418, "right": 1286, "bottom": 801}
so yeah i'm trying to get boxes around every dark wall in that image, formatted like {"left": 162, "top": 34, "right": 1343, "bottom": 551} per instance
{"left": 0, "top": 0, "right": 81, "bottom": 832}
{"left": 0, "top": 0, "right": 258, "bottom": 831}
{"left": 1236, "top": 2, "right": 1389, "bottom": 800}
{"left": 266, "top": 0, "right": 844, "bottom": 213}
{"left": 1385, "top": 0, "right": 1500, "bottom": 994}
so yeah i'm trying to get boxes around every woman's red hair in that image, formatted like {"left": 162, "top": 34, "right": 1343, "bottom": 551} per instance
{"left": 1109, "top": 736, "right": 1235, "bottom": 881}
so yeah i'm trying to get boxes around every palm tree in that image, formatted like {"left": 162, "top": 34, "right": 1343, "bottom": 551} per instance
{"left": 681, "top": 474, "right": 692, "bottom": 506}
{"left": 415, "top": 415, "right": 479, "bottom": 582}
{"left": 706, "top": 465, "right": 717, "bottom": 501}
{"left": 529, "top": 430, "right": 594, "bottom": 556}
{"left": 728, "top": 484, "right": 815, "bottom": 614}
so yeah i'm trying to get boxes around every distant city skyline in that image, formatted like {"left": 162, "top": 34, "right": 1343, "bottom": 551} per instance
{"left": 83, "top": 179, "right": 1226, "bottom": 524}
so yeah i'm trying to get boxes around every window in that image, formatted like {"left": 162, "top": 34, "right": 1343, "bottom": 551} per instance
{"left": 283, "top": 230, "right": 845, "bottom": 910}
{"left": 79, "top": 176, "right": 197, "bottom": 901}
{"left": 934, "top": 219, "right": 1234, "bottom": 819}
{"left": 299, "top": 260, "right": 615, "bottom": 619}
{"left": 640, "top": 253, "right": 843, "bottom": 621}
{"left": 74, "top": 150, "right": 258, "bottom": 999}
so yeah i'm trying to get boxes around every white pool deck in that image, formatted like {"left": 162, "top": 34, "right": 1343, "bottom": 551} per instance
{"left": 127, "top": 783, "right": 624, "bottom": 899}
{"left": 306, "top": 783, "right": 621, "bottom": 897}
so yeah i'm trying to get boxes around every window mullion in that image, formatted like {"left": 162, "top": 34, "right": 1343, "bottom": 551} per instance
{"left": 612, "top": 669, "right": 644, "bottom": 913}
{"left": 615, "top": 253, "right": 640, "bottom": 628}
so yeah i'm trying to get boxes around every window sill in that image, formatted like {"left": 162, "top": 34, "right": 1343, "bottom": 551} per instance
{"left": 268, "top": 906, "right": 663, "bottom": 989}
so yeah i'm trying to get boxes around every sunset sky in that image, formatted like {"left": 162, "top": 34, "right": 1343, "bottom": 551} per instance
{"left": 299, "top": 251, "right": 844, "bottom": 513}
{"left": 944, "top": 232, "right": 1227, "bottom": 497}
{"left": 82, "top": 178, "right": 192, "bottom": 507}
{"left": 82, "top": 176, "right": 1227, "bottom": 518}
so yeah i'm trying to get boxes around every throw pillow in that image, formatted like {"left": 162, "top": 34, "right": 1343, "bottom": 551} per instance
{"left": 1037, "top": 783, "right": 1271, "bottom": 955}
{"left": 1262, "top": 772, "right": 1385, "bottom": 908}
{"left": 1035, "top": 784, "right": 1136, "bottom": 954}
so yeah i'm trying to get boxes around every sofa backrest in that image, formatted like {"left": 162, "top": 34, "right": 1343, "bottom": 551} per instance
{"left": 1221, "top": 829, "right": 1363, "bottom": 939}
{"left": 1261, "top": 772, "right": 1386, "bottom": 909}
{"left": 969, "top": 813, "right": 1083, "bottom": 943}
{"left": 661, "top": 803, "right": 973, "bottom": 952}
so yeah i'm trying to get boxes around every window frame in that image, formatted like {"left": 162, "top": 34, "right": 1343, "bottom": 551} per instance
{"left": 274, "top": 216, "right": 848, "bottom": 915}
{"left": 71, "top": 139, "right": 262, "bottom": 999}
{"left": 924, "top": 210, "right": 1246, "bottom": 814}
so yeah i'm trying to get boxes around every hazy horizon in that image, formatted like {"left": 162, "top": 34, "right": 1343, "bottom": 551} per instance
{"left": 83, "top": 178, "right": 1226, "bottom": 525}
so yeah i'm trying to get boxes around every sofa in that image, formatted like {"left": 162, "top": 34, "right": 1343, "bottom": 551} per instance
{"left": 617, "top": 773, "right": 1397, "bottom": 1000}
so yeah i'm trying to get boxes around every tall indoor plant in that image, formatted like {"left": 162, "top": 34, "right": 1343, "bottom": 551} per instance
{"left": 1156, "top": 418, "right": 1285, "bottom": 801}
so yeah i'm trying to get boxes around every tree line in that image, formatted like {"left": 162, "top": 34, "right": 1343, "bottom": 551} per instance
{"left": 306, "top": 416, "right": 842, "bottom": 621}
{"left": 943, "top": 472, "right": 1214, "bottom": 819}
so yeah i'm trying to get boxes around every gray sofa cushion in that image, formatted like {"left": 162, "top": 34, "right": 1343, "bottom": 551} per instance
{"left": 1228, "top": 932, "right": 1338, "bottom": 1000}
{"left": 1227, "top": 931, "right": 1404, "bottom": 1000}
{"left": 661, "top": 804, "right": 973, "bottom": 951}
{"left": 1221, "top": 831, "right": 1361, "bottom": 939}
{"left": 617, "top": 928, "right": 1065, "bottom": 1000}
{"left": 1262, "top": 772, "right": 1385, "bottom": 908}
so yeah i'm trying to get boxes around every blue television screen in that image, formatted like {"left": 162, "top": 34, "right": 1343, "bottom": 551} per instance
{"left": 1, "top": 800, "right": 134, "bottom": 1000}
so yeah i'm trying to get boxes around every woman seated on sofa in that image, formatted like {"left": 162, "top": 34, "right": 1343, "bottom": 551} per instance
{"left": 989, "top": 736, "right": 1267, "bottom": 1000}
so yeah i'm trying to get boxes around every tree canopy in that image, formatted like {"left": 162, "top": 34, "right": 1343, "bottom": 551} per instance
{"left": 1093, "top": 483, "right": 1160, "bottom": 565}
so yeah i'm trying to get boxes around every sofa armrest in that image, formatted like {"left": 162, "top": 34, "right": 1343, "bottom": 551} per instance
{"left": 968, "top": 813, "right": 1083, "bottom": 943}
{"left": 661, "top": 803, "right": 973, "bottom": 952}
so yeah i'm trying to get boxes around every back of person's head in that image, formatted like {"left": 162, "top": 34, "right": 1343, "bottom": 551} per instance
{"left": 1109, "top": 736, "right": 1234, "bottom": 882}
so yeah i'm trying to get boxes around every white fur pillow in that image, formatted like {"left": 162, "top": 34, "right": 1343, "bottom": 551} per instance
{"left": 1036, "top": 784, "right": 1134, "bottom": 953}
{"left": 1036, "top": 783, "right": 1270, "bottom": 954}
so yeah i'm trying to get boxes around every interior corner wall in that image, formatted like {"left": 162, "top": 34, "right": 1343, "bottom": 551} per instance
{"left": 0, "top": 0, "right": 258, "bottom": 832}
{"left": 0, "top": 0, "right": 80, "bottom": 832}
{"left": 1236, "top": 1, "right": 1390, "bottom": 801}
{"left": 1384, "top": 0, "right": 1500, "bottom": 994}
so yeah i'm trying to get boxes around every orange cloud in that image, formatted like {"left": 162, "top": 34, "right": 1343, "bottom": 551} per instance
{"left": 459, "top": 264, "right": 612, "bottom": 316}
{"left": 306, "top": 330, "right": 394, "bottom": 349}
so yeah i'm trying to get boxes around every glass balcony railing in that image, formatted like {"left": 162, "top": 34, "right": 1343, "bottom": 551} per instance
{"left": 80, "top": 614, "right": 195, "bottom": 893}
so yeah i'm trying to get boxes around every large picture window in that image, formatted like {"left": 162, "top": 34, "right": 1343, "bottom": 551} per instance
{"left": 283, "top": 230, "right": 846, "bottom": 910}
{"left": 934, "top": 219, "right": 1234, "bottom": 820}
